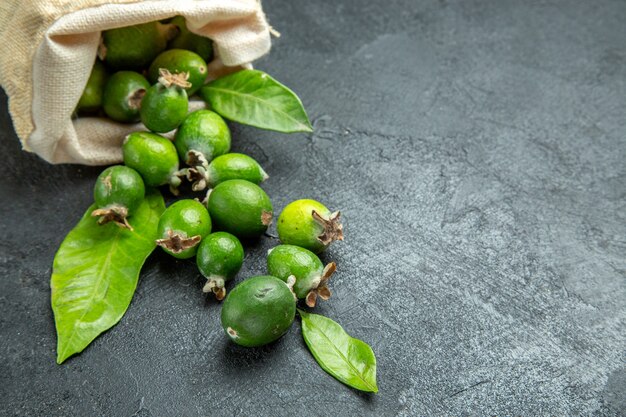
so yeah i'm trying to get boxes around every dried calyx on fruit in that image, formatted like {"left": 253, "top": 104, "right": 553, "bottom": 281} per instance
{"left": 140, "top": 69, "right": 190, "bottom": 133}
{"left": 91, "top": 165, "right": 145, "bottom": 230}
{"left": 277, "top": 199, "right": 344, "bottom": 253}
{"left": 267, "top": 244, "right": 336, "bottom": 307}
{"left": 148, "top": 49, "right": 208, "bottom": 96}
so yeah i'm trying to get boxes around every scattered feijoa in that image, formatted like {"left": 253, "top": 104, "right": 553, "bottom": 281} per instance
{"left": 174, "top": 110, "right": 231, "bottom": 190}
{"left": 91, "top": 165, "right": 145, "bottom": 230}
{"left": 221, "top": 275, "right": 296, "bottom": 347}
{"left": 267, "top": 244, "right": 336, "bottom": 307}
{"left": 140, "top": 69, "right": 189, "bottom": 133}
{"left": 204, "top": 153, "right": 268, "bottom": 188}
{"left": 122, "top": 131, "right": 182, "bottom": 192}
{"left": 277, "top": 199, "right": 344, "bottom": 253}
{"left": 196, "top": 232, "right": 244, "bottom": 300}
{"left": 155, "top": 199, "right": 211, "bottom": 259}
{"left": 206, "top": 179, "right": 273, "bottom": 239}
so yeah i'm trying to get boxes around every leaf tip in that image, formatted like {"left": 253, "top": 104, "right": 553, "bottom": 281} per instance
{"left": 301, "top": 121, "right": 314, "bottom": 133}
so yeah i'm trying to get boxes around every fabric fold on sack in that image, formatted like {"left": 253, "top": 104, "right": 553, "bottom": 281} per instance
{"left": 0, "top": 0, "right": 271, "bottom": 165}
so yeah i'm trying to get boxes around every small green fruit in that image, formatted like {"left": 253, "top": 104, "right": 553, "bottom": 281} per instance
{"left": 76, "top": 60, "right": 108, "bottom": 114}
{"left": 155, "top": 200, "right": 211, "bottom": 259}
{"left": 102, "top": 71, "right": 149, "bottom": 122}
{"left": 149, "top": 49, "right": 207, "bottom": 95}
{"left": 100, "top": 22, "right": 176, "bottom": 70}
{"left": 175, "top": 110, "right": 231, "bottom": 190}
{"left": 140, "top": 69, "right": 189, "bottom": 133}
{"left": 277, "top": 199, "right": 344, "bottom": 253}
{"left": 122, "top": 131, "right": 181, "bottom": 192}
{"left": 168, "top": 16, "right": 214, "bottom": 62}
{"left": 186, "top": 152, "right": 267, "bottom": 191}
{"left": 196, "top": 232, "right": 244, "bottom": 300}
{"left": 221, "top": 275, "right": 296, "bottom": 347}
{"left": 91, "top": 165, "right": 145, "bottom": 230}
{"left": 267, "top": 244, "right": 336, "bottom": 307}
{"left": 207, "top": 179, "right": 273, "bottom": 239}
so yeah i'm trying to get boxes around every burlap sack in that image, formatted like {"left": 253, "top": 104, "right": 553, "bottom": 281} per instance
{"left": 0, "top": 0, "right": 271, "bottom": 165}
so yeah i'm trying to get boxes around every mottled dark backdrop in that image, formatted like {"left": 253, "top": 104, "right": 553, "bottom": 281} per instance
{"left": 1, "top": 0, "right": 625, "bottom": 415}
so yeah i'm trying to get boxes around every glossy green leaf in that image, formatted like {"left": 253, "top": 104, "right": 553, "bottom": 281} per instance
{"left": 51, "top": 190, "right": 165, "bottom": 364}
{"left": 199, "top": 69, "right": 313, "bottom": 133}
{"left": 299, "top": 309, "right": 378, "bottom": 393}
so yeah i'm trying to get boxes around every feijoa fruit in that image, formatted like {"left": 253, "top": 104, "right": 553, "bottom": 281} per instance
{"left": 91, "top": 165, "right": 145, "bottom": 230}
{"left": 221, "top": 275, "right": 296, "bottom": 347}
{"left": 196, "top": 232, "right": 244, "bottom": 299}
{"left": 277, "top": 199, "right": 344, "bottom": 253}
{"left": 156, "top": 199, "right": 211, "bottom": 259}
{"left": 267, "top": 244, "right": 336, "bottom": 307}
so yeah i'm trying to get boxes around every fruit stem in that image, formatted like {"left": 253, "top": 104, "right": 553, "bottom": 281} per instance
{"left": 184, "top": 150, "right": 211, "bottom": 191}
{"left": 305, "top": 261, "right": 336, "bottom": 308}
{"left": 286, "top": 275, "right": 298, "bottom": 301}
{"left": 169, "top": 174, "right": 183, "bottom": 196}
{"left": 260, "top": 167, "right": 269, "bottom": 182}
{"left": 202, "top": 276, "right": 226, "bottom": 300}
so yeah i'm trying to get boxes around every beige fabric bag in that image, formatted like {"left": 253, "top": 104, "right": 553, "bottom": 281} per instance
{"left": 0, "top": 0, "right": 271, "bottom": 165}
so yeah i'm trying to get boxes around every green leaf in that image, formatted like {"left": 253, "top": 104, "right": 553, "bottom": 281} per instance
{"left": 299, "top": 309, "right": 378, "bottom": 393}
{"left": 51, "top": 190, "right": 165, "bottom": 364}
{"left": 199, "top": 69, "right": 313, "bottom": 133}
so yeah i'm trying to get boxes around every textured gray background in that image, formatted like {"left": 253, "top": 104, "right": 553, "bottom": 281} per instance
{"left": 1, "top": 0, "right": 625, "bottom": 415}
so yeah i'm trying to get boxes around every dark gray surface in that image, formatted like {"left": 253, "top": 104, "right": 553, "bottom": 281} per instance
{"left": 1, "top": 0, "right": 625, "bottom": 415}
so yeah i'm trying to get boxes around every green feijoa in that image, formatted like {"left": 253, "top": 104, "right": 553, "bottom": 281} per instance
{"left": 76, "top": 60, "right": 108, "bottom": 114}
{"left": 175, "top": 110, "right": 231, "bottom": 190}
{"left": 155, "top": 199, "right": 211, "bottom": 259}
{"left": 140, "top": 69, "right": 189, "bottom": 133}
{"left": 102, "top": 71, "right": 149, "bottom": 122}
{"left": 100, "top": 21, "right": 177, "bottom": 70}
{"left": 207, "top": 180, "right": 273, "bottom": 239}
{"left": 168, "top": 16, "right": 214, "bottom": 62}
{"left": 204, "top": 153, "right": 268, "bottom": 188}
{"left": 277, "top": 199, "right": 344, "bottom": 254}
{"left": 122, "top": 131, "right": 181, "bottom": 192}
{"left": 267, "top": 244, "right": 336, "bottom": 307}
{"left": 91, "top": 165, "right": 145, "bottom": 230}
{"left": 149, "top": 49, "right": 207, "bottom": 95}
{"left": 197, "top": 232, "right": 244, "bottom": 300}
{"left": 221, "top": 275, "right": 296, "bottom": 347}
